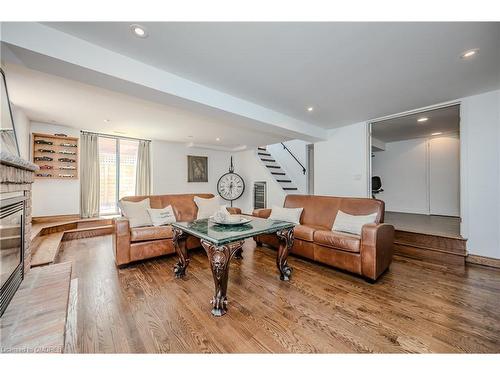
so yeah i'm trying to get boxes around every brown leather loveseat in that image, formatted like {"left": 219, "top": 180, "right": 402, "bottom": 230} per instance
{"left": 253, "top": 195, "right": 394, "bottom": 281}
{"left": 113, "top": 193, "right": 241, "bottom": 266}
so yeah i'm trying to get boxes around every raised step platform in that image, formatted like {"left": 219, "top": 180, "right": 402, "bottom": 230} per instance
{"left": 30, "top": 217, "right": 114, "bottom": 268}
{"left": 394, "top": 229, "right": 467, "bottom": 266}
{"left": 0, "top": 262, "right": 73, "bottom": 353}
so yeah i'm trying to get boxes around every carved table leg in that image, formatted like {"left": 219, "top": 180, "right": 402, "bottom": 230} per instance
{"left": 276, "top": 228, "right": 294, "bottom": 281}
{"left": 172, "top": 227, "right": 189, "bottom": 278}
{"left": 233, "top": 247, "right": 243, "bottom": 259}
{"left": 201, "top": 240, "right": 244, "bottom": 317}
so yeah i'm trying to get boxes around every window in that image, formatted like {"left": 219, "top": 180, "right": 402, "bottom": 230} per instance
{"left": 98, "top": 136, "right": 139, "bottom": 214}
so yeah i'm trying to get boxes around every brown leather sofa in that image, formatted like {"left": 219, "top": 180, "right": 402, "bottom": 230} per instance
{"left": 113, "top": 193, "right": 241, "bottom": 266}
{"left": 253, "top": 195, "right": 394, "bottom": 281}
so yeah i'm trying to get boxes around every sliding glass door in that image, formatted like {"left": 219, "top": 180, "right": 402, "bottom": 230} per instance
{"left": 98, "top": 136, "right": 139, "bottom": 215}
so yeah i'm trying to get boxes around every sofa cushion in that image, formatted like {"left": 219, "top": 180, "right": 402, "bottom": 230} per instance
{"left": 147, "top": 205, "right": 176, "bottom": 226}
{"left": 332, "top": 210, "right": 377, "bottom": 235}
{"left": 194, "top": 196, "right": 221, "bottom": 219}
{"left": 313, "top": 230, "right": 361, "bottom": 253}
{"left": 119, "top": 198, "right": 153, "bottom": 228}
{"left": 130, "top": 225, "right": 173, "bottom": 242}
{"left": 269, "top": 205, "right": 303, "bottom": 224}
{"left": 294, "top": 224, "right": 329, "bottom": 242}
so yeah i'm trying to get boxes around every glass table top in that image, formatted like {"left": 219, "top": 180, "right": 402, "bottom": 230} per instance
{"left": 172, "top": 216, "right": 294, "bottom": 246}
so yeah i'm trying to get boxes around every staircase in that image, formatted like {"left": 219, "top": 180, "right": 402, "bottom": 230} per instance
{"left": 257, "top": 146, "right": 298, "bottom": 192}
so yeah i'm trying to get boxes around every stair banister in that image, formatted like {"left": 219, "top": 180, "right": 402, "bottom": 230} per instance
{"left": 280, "top": 143, "right": 306, "bottom": 175}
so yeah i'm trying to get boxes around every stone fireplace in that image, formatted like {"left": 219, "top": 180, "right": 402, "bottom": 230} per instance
{"left": 0, "top": 153, "right": 37, "bottom": 316}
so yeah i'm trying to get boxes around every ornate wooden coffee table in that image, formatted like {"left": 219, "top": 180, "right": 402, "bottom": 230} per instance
{"left": 171, "top": 217, "right": 294, "bottom": 317}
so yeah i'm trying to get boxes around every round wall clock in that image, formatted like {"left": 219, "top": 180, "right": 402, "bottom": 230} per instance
{"left": 217, "top": 157, "right": 245, "bottom": 206}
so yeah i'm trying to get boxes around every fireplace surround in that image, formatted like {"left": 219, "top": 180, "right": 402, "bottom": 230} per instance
{"left": 0, "top": 154, "right": 37, "bottom": 317}
{"left": 0, "top": 191, "right": 26, "bottom": 316}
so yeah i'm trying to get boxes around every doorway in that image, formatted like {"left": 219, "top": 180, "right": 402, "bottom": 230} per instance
{"left": 369, "top": 104, "right": 461, "bottom": 238}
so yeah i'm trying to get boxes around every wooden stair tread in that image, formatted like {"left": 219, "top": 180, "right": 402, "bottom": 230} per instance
{"left": 31, "top": 232, "right": 65, "bottom": 267}
{"left": 0, "top": 262, "right": 72, "bottom": 353}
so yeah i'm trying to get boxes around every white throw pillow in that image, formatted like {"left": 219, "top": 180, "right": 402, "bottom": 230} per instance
{"left": 194, "top": 196, "right": 222, "bottom": 219}
{"left": 119, "top": 198, "right": 152, "bottom": 228}
{"left": 332, "top": 210, "right": 377, "bottom": 235}
{"left": 269, "top": 205, "right": 303, "bottom": 224}
{"left": 147, "top": 205, "right": 176, "bottom": 226}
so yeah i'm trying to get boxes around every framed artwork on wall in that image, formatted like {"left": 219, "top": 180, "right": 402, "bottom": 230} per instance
{"left": 187, "top": 155, "right": 208, "bottom": 182}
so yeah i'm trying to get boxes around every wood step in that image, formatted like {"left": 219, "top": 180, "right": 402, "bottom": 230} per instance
{"left": 0, "top": 262, "right": 72, "bottom": 353}
{"left": 283, "top": 187, "right": 298, "bottom": 191}
{"left": 265, "top": 165, "right": 280, "bottom": 169}
{"left": 62, "top": 225, "right": 114, "bottom": 241}
{"left": 394, "top": 229, "right": 467, "bottom": 266}
{"left": 257, "top": 147, "right": 267, "bottom": 151}
{"left": 276, "top": 179, "right": 292, "bottom": 183}
{"left": 31, "top": 232, "right": 65, "bottom": 267}
{"left": 258, "top": 152, "right": 271, "bottom": 156}
{"left": 260, "top": 158, "right": 276, "bottom": 162}
{"left": 271, "top": 172, "right": 286, "bottom": 175}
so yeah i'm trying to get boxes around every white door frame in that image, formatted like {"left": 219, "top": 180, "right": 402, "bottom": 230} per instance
{"left": 365, "top": 100, "right": 464, "bottom": 233}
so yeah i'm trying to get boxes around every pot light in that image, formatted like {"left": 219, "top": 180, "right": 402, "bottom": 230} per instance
{"left": 417, "top": 117, "right": 428, "bottom": 123}
{"left": 307, "top": 107, "right": 314, "bottom": 112}
{"left": 104, "top": 119, "right": 110, "bottom": 123}
{"left": 131, "top": 24, "right": 148, "bottom": 38}
{"left": 431, "top": 132, "right": 442, "bottom": 136}
{"left": 460, "top": 49, "right": 479, "bottom": 59}
{"left": 216, "top": 137, "right": 221, "bottom": 141}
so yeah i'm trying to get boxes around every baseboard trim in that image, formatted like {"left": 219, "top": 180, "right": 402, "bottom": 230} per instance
{"left": 32, "top": 214, "right": 80, "bottom": 224}
{"left": 466, "top": 255, "right": 500, "bottom": 269}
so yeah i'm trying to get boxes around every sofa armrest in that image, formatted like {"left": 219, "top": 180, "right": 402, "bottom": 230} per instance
{"left": 113, "top": 217, "right": 131, "bottom": 266}
{"left": 226, "top": 207, "right": 242, "bottom": 215}
{"left": 252, "top": 208, "right": 272, "bottom": 218}
{"left": 360, "top": 223, "right": 394, "bottom": 281}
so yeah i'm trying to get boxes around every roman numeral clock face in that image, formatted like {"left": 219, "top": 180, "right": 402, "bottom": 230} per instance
{"left": 217, "top": 173, "right": 245, "bottom": 201}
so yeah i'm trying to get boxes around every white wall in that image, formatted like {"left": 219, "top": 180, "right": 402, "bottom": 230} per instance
{"left": 460, "top": 90, "right": 500, "bottom": 259}
{"left": 233, "top": 149, "right": 286, "bottom": 214}
{"left": 11, "top": 106, "right": 30, "bottom": 160}
{"left": 372, "top": 138, "right": 429, "bottom": 214}
{"left": 267, "top": 140, "right": 309, "bottom": 194}
{"left": 372, "top": 135, "right": 460, "bottom": 216}
{"left": 314, "top": 90, "right": 500, "bottom": 259}
{"left": 151, "top": 140, "right": 231, "bottom": 200}
{"left": 314, "top": 122, "right": 369, "bottom": 198}
{"left": 30, "top": 122, "right": 81, "bottom": 217}
{"left": 429, "top": 135, "right": 460, "bottom": 216}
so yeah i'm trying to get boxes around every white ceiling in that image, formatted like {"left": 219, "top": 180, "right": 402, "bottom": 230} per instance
{"left": 44, "top": 22, "right": 500, "bottom": 128}
{"left": 372, "top": 105, "right": 460, "bottom": 143}
{"left": 4, "top": 63, "right": 286, "bottom": 148}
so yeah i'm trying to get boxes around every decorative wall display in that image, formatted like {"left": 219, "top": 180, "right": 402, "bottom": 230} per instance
{"left": 32, "top": 133, "right": 79, "bottom": 179}
{"left": 187, "top": 155, "right": 208, "bottom": 182}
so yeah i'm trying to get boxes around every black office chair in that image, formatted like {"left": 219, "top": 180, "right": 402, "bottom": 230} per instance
{"left": 372, "top": 176, "right": 384, "bottom": 199}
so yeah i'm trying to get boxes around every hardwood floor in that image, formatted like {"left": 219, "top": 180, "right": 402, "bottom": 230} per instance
{"left": 56, "top": 235, "right": 500, "bottom": 353}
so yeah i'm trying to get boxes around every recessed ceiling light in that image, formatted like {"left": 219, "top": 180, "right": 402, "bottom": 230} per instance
{"left": 104, "top": 119, "right": 110, "bottom": 123}
{"left": 307, "top": 107, "right": 314, "bottom": 112}
{"left": 431, "top": 132, "right": 442, "bottom": 136}
{"left": 417, "top": 117, "right": 428, "bottom": 123}
{"left": 130, "top": 24, "right": 148, "bottom": 38}
{"left": 187, "top": 135, "right": 194, "bottom": 139}
{"left": 216, "top": 137, "right": 221, "bottom": 141}
{"left": 460, "top": 48, "right": 479, "bottom": 59}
